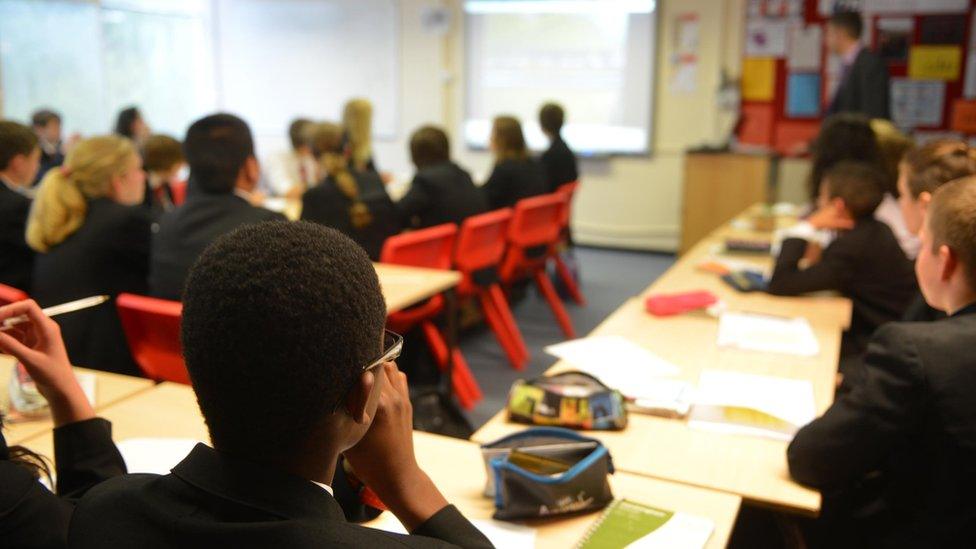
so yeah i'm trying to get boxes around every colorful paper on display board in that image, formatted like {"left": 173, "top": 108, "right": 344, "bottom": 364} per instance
{"left": 786, "top": 73, "right": 821, "bottom": 117}
{"left": 746, "top": 19, "right": 789, "bottom": 57}
{"left": 877, "top": 18, "right": 913, "bottom": 62}
{"left": 891, "top": 79, "right": 947, "bottom": 128}
{"left": 950, "top": 100, "right": 976, "bottom": 134}
{"left": 919, "top": 15, "right": 967, "bottom": 44}
{"left": 742, "top": 58, "right": 777, "bottom": 101}
{"left": 908, "top": 46, "right": 963, "bottom": 81}
{"left": 787, "top": 24, "right": 822, "bottom": 71}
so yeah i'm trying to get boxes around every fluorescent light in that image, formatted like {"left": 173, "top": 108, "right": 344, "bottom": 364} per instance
{"left": 465, "top": 0, "right": 655, "bottom": 15}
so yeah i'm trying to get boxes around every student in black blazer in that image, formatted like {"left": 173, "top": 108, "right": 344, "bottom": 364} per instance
{"left": 482, "top": 116, "right": 548, "bottom": 210}
{"left": 0, "top": 300, "right": 127, "bottom": 549}
{"left": 539, "top": 103, "right": 579, "bottom": 193}
{"left": 788, "top": 178, "right": 976, "bottom": 548}
{"left": 825, "top": 11, "right": 890, "bottom": 120}
{"left": 150, "top": 114, "right": 284, "bottom": 300}
{"left": 0, "top": 121, "right": 41, "bottom": 292}
{"left": 27, "top": 136, "right": 150, "bottom": 377}
{"left": 767, "top": 162, "right": 917, "bottom": 362}
{"left": 397, "top": 126, "right": 487, "bottom": 229}
{"left": 141, "top": 134, "right": 184, "bottom": 221}
{"left": 31, "top": 109, "right": 66, "bottom": 186}
{"left": 301, "top": 122, "right": 399, "bottom": 260}
{"left": 896, "top": 140, "right": 976, "bottom": 322}
{"left": 69, "top": 222, "right": 492, "bottom": 549}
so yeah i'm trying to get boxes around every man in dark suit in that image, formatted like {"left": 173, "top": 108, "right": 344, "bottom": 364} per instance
{"left": 538, "top": 103, "right": 578, "bottom": 193}
{"left": 69, "top": 221, "right": 493, "bottom": 548}
{"left": 31, "top": 109, "right": 67, "bottom": 185}
{"left": 0, "top": 120, "right": 41, "bottom": 292}
{"left": 149, "top": 114, "right": 284, "bottom": 300}
{"left": 788, "top": 177, "right": 976, "bottom": 547}
{"left": 767, "top": 162, "right": 917, "bottom": 363}
{"left": 825, "top": 11, "right": 890, "bottom": 120}
{"left": 397, "top": 125, "right": 487, "bottom": 229}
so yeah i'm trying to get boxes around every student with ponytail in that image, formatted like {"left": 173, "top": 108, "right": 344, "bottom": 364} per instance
{"left": 27, "top": 135, "right": 150, "bottom": 376}
{"left": 481, "top": 115, "right": 547, "bottom": 210}
{"left": 301, "top": 122, "right": 399, "bottom": 260}
{"left": 342, "top": 98, "right": 379, "bottom": 174}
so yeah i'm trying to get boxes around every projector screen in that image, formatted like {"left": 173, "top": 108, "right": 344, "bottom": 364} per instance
{"left": 464, "top": 0, "right": 656, "bottom": 156}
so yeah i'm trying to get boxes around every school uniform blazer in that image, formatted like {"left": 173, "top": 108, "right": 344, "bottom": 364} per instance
{"left": 149, "top": 190, "right": 285, "bottom": 301}
{"left": 788, "top": 304, "right": 976, "bottom": 548}
{"left": 301, "top": 171, "right": 401, "bottom": 261}
{"left": 0, "top": 182, "right": 34, "bottom": 292}
{"left": 397, "top": 161, "right": 488, "bottom": 229}
{"left": 766, "top": 218, "right": 917, "bottom": 356}
{"left": 481, "top": 157, "right": 548, "bottom": 211}
{"left": 540, "top": 137, "right": 579, "bottom": 193}
{"left": 826, "top": 48, "right": 891, "bottom": 120}
{"left": 32, "top": 198, "right": 150, "bottom": 376}
{"left": 0, "top": 418, "right": 125, "bottom": 549}
{"left": 67, "top": 443, "right": 494, "bottom": 549}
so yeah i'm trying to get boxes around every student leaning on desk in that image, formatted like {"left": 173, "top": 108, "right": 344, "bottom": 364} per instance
{"left": 68, "top": 221, "right": 492, "bottom": 549}
{"left": 787, "top": 177, "right": 976, "bottom": 548}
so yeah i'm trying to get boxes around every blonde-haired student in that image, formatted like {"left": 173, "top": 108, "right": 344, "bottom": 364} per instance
{"left": 27, "top": 135, "right": 150, "bottom": 376}
{"left": 481, "top": 115, "right": 547, "bottom": 210}
{"left": 300, "top": 122, "right": 399, "bottom": 260}
{"left": 343, "top": 98, "right": 378, "bottom": 174}
{"left": 789, "top": 177, "right": 976, "bottom": 548}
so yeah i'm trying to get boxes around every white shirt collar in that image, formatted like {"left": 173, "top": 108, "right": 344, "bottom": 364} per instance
{"left": 311, "top": 481, "right": 334, "bottom": 496}
{"left": 0, "top": 175, "right": 33, "bottom": 198}
{"left": 233, "top": 187, "right": 254, "bottom": 203}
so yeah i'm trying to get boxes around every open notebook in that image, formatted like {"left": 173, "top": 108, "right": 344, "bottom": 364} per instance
{"left": 577, "top": 499, "right": 714, "bottom": 549}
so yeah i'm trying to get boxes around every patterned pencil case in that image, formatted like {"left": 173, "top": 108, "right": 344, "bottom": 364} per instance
{"left": 506, "top": 371, "right": 628, "bottom": 431}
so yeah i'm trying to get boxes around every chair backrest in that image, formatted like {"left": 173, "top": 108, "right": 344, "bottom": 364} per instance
{"left": 556, "top": 181, "right": 579, "bottom": 229}
{"left": 454, "top": 209, "right": 512, "bottom": 273}
{"left": 116, "top": 293, "right": 188, "bottom": 384}
{"left": 380, "top": 223, "right": 457, "bottom": 270}
{"left": 170, "top": 180, "right": 188, "bottom": 206}
{"left": 507, "top": 193, "right": 565, "bottom": 248}
{"left": 0, "top": 284, "right": 28, "bottom": 307}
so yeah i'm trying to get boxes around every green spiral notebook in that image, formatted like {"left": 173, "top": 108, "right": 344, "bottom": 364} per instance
{"left": 577, "top": 499, "right": 714, "bottom": 548}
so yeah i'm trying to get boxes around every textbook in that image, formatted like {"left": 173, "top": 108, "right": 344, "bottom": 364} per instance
{"left": 577, "top": 499, "right": 714, "bottom": 549}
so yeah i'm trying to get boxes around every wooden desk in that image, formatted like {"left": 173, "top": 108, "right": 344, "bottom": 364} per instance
{"left": 367, "top": 431, "right": 741, "bottom": 549}
{"left": 0, "top": 355, "right": 155, "bottom": 446}
{"left": 474, "top": 298, "right": 835, "bottom": 515}
{"left": 375, "top": 263, "right": 461, "bottom": 314}
{"left": 23, "top": 384, "right": 739, "bottom": 548}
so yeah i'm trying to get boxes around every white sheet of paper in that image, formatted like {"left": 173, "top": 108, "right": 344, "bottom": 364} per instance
{"left": 627, "top": 512, "right": 715, "bottom": 549}
{"left": 717, "top": 312, "right": 819, "bottom": 357}
{"left": 690, "top": 370, "right": 816, "bottom": 440}
{"left": 117, "top": 438, "right": 201, "bottom": 474}
{"left": 372, "top": 513, "right": 535, "bottom": 548}
{"left": 75, "top": 371, "right": 96, "bottom": 406}
{"left": 746, "top": 19, "right": 788, "bottom": 57}
{"left": 891, "top": 78, "right": 946, "bottom": 128}
{"left": 546, "top": 336, "right": 681, "bottom": 382}
{"left": 787, "top": 24, "right": 822, "bottom": 71}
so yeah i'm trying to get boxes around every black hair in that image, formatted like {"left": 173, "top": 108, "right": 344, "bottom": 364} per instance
{"left": 808, "top": 113, "right": 884, "bottom": 202}
{"left": 823, "top": 161, "right": 885, "bottom": 219}
{"left": 181, "top": 221, "right": 387, "bottom": 456}
{"left": 539, "top": 102, "right": 565, "bottom": 135}
{"left": 288, "top": 118, "right": 312, "bottom": 150}
{"left": 0, "top": 413, "right": 52, "bottom": 482}
{"left": 183, "top": 113, "right": 255, "bottom": 194}
{"left": 410, "top": 125, "right": 451, "bottom": 169}
{"left": 114, "top": 106, "right": 143, "bottom": 139}
{"left": 829, "top": 10, "right": 863, "bottom": 40}
{"left": 0, "top": 120, "right": 39, "bottom": 170}
{"left": 31, "top": 109, "right": 61, "bottom": 128}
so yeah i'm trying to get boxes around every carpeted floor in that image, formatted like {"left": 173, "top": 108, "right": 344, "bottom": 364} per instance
{"left": 457, "top": 246, "right": 675, "bottom": 428}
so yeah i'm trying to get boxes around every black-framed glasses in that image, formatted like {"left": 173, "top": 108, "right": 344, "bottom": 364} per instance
{"left": 333, "top": 330, "right": 403, "bottom": 413}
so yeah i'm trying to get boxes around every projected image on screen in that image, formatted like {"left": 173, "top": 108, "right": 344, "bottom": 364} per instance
{"left": 464, "top": 0, "right": 656, "bottom": 156}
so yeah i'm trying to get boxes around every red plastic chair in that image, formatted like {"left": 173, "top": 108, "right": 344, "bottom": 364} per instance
{"left": 170, "top": 180, "right": 188, "bottom": 206}
{"left": 116, "top": 293, "right": 188, "bottom": 384}
{"left": 553, "top": 181, "right": 586, "bottom": 305}
{"left": 500, "top": 194, "right": 577, "bottom": 339}
{"left": 381, "top": 224, "right": 483, "bottom": 410}
{"left": 454, "top": 209, "right": 529, "bottom": 370}
{"left": 0, "top": 284, "right": 29, "bottom": 306}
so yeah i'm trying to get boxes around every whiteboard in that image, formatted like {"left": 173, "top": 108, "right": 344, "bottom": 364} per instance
{"left": 214, "top": 0, "right": 399, "bottom": 139}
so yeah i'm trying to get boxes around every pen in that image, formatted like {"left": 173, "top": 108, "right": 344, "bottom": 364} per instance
{"left": 1, "top": 295, "right": 110, "bottom": 331}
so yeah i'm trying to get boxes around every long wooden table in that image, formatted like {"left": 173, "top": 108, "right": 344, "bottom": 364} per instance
{"left": 474, "top": 205, "right": 850, "bottom": 516}
{"left": 0, "top": 355, "right": 155, "bottom": 445}
{"left": 22, "top": 382, "right": 741, "bottom": 548}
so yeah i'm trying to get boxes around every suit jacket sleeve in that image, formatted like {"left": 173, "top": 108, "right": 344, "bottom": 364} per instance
{"left": 396, "top": 176, "right": 431, "bottom": 227}
{"left": 766, "top": 237, "right": 854, "bottom": 296}
{"left": 859, "top": 56, "right": 891, "bottom": 120}
{"left": 53, "top": 417, "right": 126, "bottom": 499}
{"left": 787, "top": 324, "right": 923, "bottom": 490}
{"left": 411, "top": 504, "right": 494, "bottom": 549}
